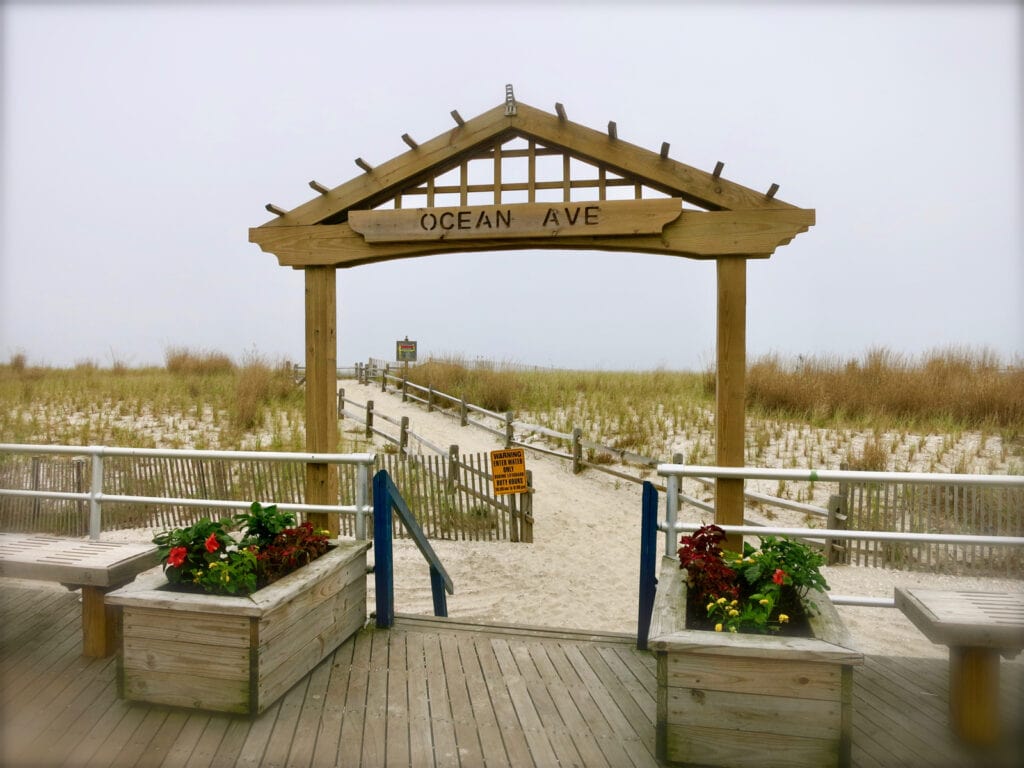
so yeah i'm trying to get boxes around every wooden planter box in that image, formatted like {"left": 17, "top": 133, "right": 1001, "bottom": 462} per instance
{"left": 106, "top": 540, "right": 370, "bottom": 715}
{"left": 648, "top": 556, "right": 864, "bottom": 768}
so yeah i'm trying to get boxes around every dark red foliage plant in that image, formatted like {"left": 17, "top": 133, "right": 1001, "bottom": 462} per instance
{"left": 677, "top": 524, "right": 739, "bottom": 606}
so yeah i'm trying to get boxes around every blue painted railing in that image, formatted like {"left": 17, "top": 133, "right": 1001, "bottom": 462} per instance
{"left": 372, "top": 469, "right": 454, "bottom": 628}
{"left": 637, "top": 481, "right": 659, "bottom": 650}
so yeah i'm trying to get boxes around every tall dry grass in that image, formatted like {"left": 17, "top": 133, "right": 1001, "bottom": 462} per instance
{"left": 744, "top": 347, "right": 1023, "bottom": 432}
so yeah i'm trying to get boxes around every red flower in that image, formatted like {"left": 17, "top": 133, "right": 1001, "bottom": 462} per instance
{"left": 205, "top": 533, "right": 220, "bottom": 553}
{"left": 772, "top": 568, "right": 787, "bottom": 585}
{"left": 168, "top": 546, "right": 188, "bottom": 568}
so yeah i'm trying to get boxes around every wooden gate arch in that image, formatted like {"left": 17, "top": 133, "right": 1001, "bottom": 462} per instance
{"left": 249, "top": 88, "right": 815, "bottom": 537}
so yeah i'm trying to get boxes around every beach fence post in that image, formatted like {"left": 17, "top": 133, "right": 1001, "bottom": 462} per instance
{"left": 638, "top": 481, "right": 659, "bottom": 650}
{"left": 365, "top": 400, "right": 374, "bottom": 438}
{"left": 572, "top": 428, "right": 583, "bottom": 474}
{"left": 373, "top": 470, "right": 395, "bottom": 628}
{"left": 504, "top": 412, "right": 514, "bottom": 448}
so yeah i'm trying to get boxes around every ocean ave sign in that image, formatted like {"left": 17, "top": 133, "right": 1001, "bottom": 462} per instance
{"left": 348, "top": 198, "right": 682, "bottom": 243}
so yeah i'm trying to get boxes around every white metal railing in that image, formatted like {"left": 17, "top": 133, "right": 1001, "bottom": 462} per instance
{"left": 658, "top": 464, "right": 1024, "bottom": 607}
{"left": 0, "top": 444, "right": 376, "bottom": 540}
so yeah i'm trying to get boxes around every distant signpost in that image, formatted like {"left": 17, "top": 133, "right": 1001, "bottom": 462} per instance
{"left": 396, "top": 338, "right": 417, "bottom": 362}
{"left": 490, "top": 448, "right": 528, "bottom": 495}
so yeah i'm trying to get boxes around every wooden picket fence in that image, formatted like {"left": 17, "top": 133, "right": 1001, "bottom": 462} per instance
{"left": 0, "top": 450, "right": 531, "bottom": 543}
{"left": 834, "top": 478, "right": 1024, "bottom": 575}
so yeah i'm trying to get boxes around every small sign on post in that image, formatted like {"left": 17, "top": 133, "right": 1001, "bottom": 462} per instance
{"left": 490, "top": 448, "right": 528, "bottom": 496}
{"left": 396, "top": 338, "right": 417, "bottom": 362}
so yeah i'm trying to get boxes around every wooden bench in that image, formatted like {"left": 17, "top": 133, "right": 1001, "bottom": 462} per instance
{"left": 0, "top": 534, "right": 160, "bottom": 657}
{"left": 894, "top": 587, "right": 1024, "bottom": 745}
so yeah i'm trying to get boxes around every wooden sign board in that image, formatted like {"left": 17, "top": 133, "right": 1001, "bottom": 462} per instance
{"left": 349, "top": 198, "right": 682, "bottom": 243}
{"left": 490, "top": 448, "right": 528, "bottom": 495}
{"left": 396, "top": 339, "right": 417, "bottom": 362}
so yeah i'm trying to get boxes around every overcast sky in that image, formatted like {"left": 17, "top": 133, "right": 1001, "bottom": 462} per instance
{"left": 1, "top": 1, "right": 1021, "bottom": 371}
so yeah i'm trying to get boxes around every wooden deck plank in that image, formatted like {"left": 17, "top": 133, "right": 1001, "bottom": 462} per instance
{"left": 310, "top": 633, "right": 356, "bottom": 768}
{"left": 456, "top": 633, "right": 512, "bottom": 768}
{"left": 438, "top": 631, "right": 485, "bottom": 767}
{"left": 360, "top": 628, "right": 390, "bottom": 767}
{"left": 287, "top": 656, "right": 335, "bottom": 768}
{"left": 2, "top": 581, "right": 1023, "bottom": 768}
{"left": 422, "top": 631, "right": 459, "bottom": 767}
{"left": 402, "top": 629, "right": 436, "bottom": 768}
{"left": 545, "top": 642, "right": 638, "bottom": 768}
{"left": 492, "top": 636, "right": 561, "bottom": 767}
{"left": 472, "top": 629, "right": 536, "bottom": 767}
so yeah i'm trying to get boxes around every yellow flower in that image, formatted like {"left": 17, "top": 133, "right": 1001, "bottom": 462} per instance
{"left": 729, "top": 626, "right": 738, "bottom": 633}
{"left": 779, "top": 614, "right": 789, "bottom": 624}
{"left": 728, "top": 609, "right": 739, "bottom": 617}
{"left": 714, "top": 623, "right": 723, "bottom": 632}
{"left": 716, "top": 597, "right": 727, "bottom": 605}
{"left": 706, "top": 602, "right": 715, "bottom": 612}
{"left": 730, "top": 600, "right": 738, "bottom": 607}
{"left": 759, "top": 598, "right": 770, "bottom": 606}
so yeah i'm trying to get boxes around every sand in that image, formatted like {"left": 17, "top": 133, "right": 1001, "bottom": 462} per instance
{"left": 101, "top": 380, "right": 1023, "bottom": 661}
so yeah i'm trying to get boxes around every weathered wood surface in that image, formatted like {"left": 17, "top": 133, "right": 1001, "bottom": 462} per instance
{"left": 108, "top": 541, "right": 370, "bottom": 715}
{"left": 0, "top": 534, "right": 160, "bottom": 657}
{"left": 1, "top": 581, "right": 1022, "bottom": 767}
{"left": 0, "top": 534, "right": 159, "bottom": 587}
{"left": 650, "top": 556, "right": 863, "bottom": 767}
{"left": 894, "top": 588, "right": 1024, "bottom": 650}
{"left": 250, "top": 208, "right": 815, "bottom": 267}
{"left": 349, "top": 198, "right": 683, "bottom": 242}
{"left": 895, "top": 587, "right": 1024, "bottom": 746}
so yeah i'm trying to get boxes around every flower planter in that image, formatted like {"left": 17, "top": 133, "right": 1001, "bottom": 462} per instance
{"left": 648, "top": 556, "right": 863, "bottom": 768}
{"left": 106, "top": 540, "right": 370, "bottom": 715}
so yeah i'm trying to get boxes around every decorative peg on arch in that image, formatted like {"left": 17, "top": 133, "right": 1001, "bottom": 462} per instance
{"left": 607, "top": 121, "right": 618, "bottom": 140}
{"left": 401, "top": 133, "right": 418, "bottom": 149}
{"left": 265, "top": 203, "right": 287, "bottom": 217}
{"left": 450, "top": 109, "right": 465, "bottom": 126}
{"left": 660, "top": 142, "right": 670, "bottom": 159}
{"left": 355, "top": 157, "right": 373, "bottom": 173}
{"left": 713, "top": 161, "right": 725, "bottom": 179}
{"left": 766, "top": 183, "right": 779, "bottom": 199}
{"left": 555, "top": 102, "right": 567, "bottom": 120}
{"left": 309, "top": 180, "right": 330, "bottom": 195}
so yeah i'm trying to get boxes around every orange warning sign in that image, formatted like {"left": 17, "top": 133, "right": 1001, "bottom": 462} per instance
{"left": 490, "top": 448, "right": 528, "bottom": 495}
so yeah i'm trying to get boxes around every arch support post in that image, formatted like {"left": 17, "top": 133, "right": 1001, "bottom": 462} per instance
{"left": 715, "top": 256, "right": 747, "bottom": 552}
{"left": 305, "top": 266, "right": 339, "bottom": 536}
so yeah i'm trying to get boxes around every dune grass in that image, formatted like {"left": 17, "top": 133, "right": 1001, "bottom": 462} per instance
{"left": 3, "top": 346, "right": 1020, "bottom": 477}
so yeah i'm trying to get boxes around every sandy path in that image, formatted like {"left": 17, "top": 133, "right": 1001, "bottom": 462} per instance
{"left": 342, "top": 382, "right": 1023, "bottom": 660}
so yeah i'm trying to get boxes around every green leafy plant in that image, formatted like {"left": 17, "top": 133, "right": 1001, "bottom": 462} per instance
{"left": 153, "top": 502, "right": 330, "bottom": 595}
{"left": 678, "top": 524, "right": 828, "bottom": 635}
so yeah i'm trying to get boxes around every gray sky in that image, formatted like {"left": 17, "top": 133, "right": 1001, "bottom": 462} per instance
{"left": 2, "top": 1, "right": 1021, "bottom": 371}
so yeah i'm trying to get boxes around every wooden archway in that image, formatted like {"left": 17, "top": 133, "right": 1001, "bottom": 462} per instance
{"left": 250, "top": 92, "right": 815, "bottom": 537}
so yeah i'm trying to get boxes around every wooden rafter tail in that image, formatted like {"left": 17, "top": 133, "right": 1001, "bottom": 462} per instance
{"left": 660, "top": 142, "right": 670, "bottom": 160}
{"left": 401, "top": 134, "right": 418, "bottom": 149}
{"left": 309, "top": 180, "right": 330, "bottom": 195}
{"left": 450, "top": 110, "right": 465, "bottom": 126}
{"left": 555, "top": 102, "right": 567, "bottom": 120}
{"left": 766, "top": 183, "right": 779, "bottom": 199}
{"left": 265, "top": 203, "right": 287, "bottom": 217}
{"left": 713, "top": 161, "right": 725, "bottom": 179}
{"left": 355, "top": 157, "right": 373, "bottom": 173}
{"left": 607, "top": 121, "right": 618, "bottom": 140}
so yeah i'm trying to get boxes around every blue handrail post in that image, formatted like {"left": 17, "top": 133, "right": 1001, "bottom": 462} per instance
{"left": 637, "top": 481, "right": 659, "bottom": 650}
{"left": 373, "top": 470, "right": 394, "bottom": 628}
{"left": 429, "top": 566, "right": 448, "bottom": 617}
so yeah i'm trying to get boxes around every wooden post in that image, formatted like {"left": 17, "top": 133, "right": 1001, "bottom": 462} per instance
{"left": 337, "top": 388, "right": 344, "bottom": 418}
{"left": 504, "top": 412, "right": 514, "bottom": 448}
{"left": 572, "top": 427, "right": 583, "bottom": 474}
{"left": 520, "top": 470, "right": 534, "bottom": 543}
{"left": 366, "top": 400, "right": 375, "bottom": 438}
{"left": 447, "top": 445, "right": 459, "bottom": 492}
{"left": 382, "top": 364, "right": 389, "bottom": 392}
{"left": 460, "top": 396, "right": 468, "bottom": 426}
{"left": 304, "top": 266, "right": 338, "bottom": 536}
{"left": 399, "top": 416, "right": 409, "bottom": 458}
{"left": 715, "top": 256, "right": 746, "bottom": 552}
{"left": 427, "top": 385, "right": 434, "bottom": 413}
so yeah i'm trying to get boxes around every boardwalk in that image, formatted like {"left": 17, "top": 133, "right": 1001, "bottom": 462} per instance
{"left": 1, "top": 581, "right": 1022, "bottom": 767}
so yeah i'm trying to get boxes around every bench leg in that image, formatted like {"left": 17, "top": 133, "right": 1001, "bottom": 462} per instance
{"left": 949, "top": 646, "right": 1000, "bottom": 745}
{"left": 81, "top": 585, "right": 118, "bottom": 658}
